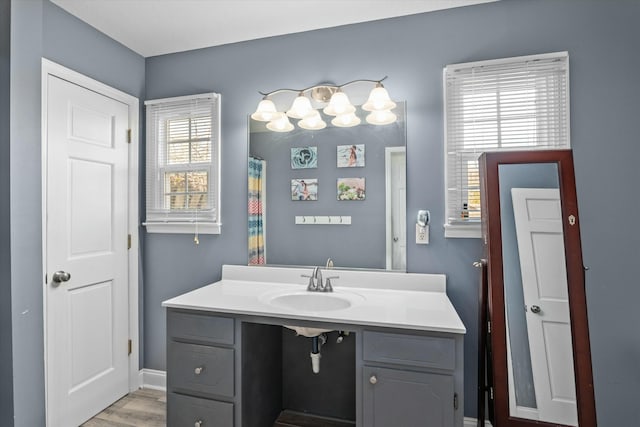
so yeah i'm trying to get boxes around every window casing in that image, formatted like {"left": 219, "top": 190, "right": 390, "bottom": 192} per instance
{"left": 144, "top": 93, "right": 221, "bottom": 234}
{"left": 443, "top": 52, "right": 570, "bottom": 238}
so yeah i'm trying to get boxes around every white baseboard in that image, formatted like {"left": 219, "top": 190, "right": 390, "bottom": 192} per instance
{"left": 139, "top": 368, "right": 166, "bottom": 391}
{"left": 464, "top": 417, "right": 493, "bottom": 427}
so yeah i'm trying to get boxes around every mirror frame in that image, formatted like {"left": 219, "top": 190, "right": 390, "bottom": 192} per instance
{"left": 479, "top": 149, "right": 596, "bottom": 427}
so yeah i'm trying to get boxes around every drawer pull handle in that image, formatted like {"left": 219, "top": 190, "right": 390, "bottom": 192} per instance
{"left": 194, "top": 366, "right": 204, "bottom": 375}
{"left": 195, "top": 420, "right": 203, "bottom": 427}
{"left": 369, "top": 375, "right": 378, "bottom": 385}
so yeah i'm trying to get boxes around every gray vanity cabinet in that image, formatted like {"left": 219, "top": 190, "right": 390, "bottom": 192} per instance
{"left": 361, "top": 330, "right": 461, "bottom": 427}
{"left": 166, "top": 309, "right": 463, "bottom": 427}
{"left": 166, "top": 309, "right": 237, "bottom": 427}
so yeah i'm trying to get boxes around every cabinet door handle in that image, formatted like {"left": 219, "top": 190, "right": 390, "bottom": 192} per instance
{"left": 194, "top": 366, "right": 204, "bottom": 375}
{"left": 195, "top": 420, "right": 203, "bottom": 427}
{"left": 369, "top": 375, "right": 378, "bottom": 385}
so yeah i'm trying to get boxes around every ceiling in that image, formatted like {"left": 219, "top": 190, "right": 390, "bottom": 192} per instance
{"left": 51, "top": 0, "right": 497, "bottom": 57}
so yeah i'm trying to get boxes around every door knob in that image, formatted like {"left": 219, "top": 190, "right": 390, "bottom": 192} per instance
{"left": 52, "top": 271, "right": 71, "bottom": 284}
{"left": 369, "top": 375, "right": 378, "bottom": 385}
{"left": 530, "top": 305, "right": 541, "bottom": 314}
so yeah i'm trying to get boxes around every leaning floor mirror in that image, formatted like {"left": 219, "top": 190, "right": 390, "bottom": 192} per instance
{"left": 479, "top": 150, "right": 596, "bottom": 427}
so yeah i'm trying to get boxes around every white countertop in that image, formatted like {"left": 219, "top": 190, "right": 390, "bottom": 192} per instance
{"left": 162, "top": 265, "right": 466, "bottom": 334}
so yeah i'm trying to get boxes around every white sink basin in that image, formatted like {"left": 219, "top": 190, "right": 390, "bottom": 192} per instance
{"left": 262, "top": 290, "right": 363, "bottom": 312}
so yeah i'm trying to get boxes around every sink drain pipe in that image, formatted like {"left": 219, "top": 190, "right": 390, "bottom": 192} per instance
{"left": 310, "top": 333, "right": 327, "bottom": 374}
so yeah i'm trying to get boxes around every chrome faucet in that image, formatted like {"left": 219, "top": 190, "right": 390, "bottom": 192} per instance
{"left": 312, "top": 266, "right": 323, "bottom": 291}
{"left": 302, "top": 266, "right": 338, "bottom": 292}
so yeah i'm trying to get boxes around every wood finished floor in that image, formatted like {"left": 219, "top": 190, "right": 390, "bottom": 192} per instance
{"left": 81, "top": 388, "right": 166, "bottom": 427}
{"left": 82, "top": 389, "right": 354, "bottom": 427}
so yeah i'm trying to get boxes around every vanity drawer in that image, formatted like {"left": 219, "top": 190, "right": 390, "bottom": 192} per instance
{"left": 168, "top": 392, "right": 234, "bottom": 427}
{"left": 168, "top": 309, "right": 234, "bottom": 345}
{"left": 363, "top": 331, "right": 455, "bottom": 370}
{"left": 168, "top": 341, "right": 235, "bottom": 397}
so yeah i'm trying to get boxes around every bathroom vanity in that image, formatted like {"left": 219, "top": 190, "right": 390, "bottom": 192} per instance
{"left": 163, "top": 265, "right": 466, "bottom": 427}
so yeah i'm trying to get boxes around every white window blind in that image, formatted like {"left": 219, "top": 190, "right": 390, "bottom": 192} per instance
{"left": 144, "top": 93, "right": 221, "bottom": 234}
{"left": 443, "top": 52, "right": 569, "bottom": 238}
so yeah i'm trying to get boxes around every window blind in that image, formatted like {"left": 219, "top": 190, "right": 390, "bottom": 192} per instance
{"left": 444, "top": 52, "right": 569, "bottom": 231}
{"left": 145, "top": 93, "right": 221, "bottom": 229}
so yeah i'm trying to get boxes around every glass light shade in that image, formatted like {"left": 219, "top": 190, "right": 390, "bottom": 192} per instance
{"left": 362, "top": 86, "right": 397, "bottom": 112}
{"left": 251, "top": 99, "right": 282, "bottom": 122}
{"left": 366, "top": 109, "right": 397, "bottom": 125}
{"left": 331, "top": 112, "right": 361, "bottom": 128}
{"left": 323, "top": 91, "right": 356, "bottom": 116}
{"left": 286, "top": 95, "right": 313, "bottom": 119}
{"left": 266, "top": 115, "right": 294, "bottom": 132}
{"left": 298, "top": 110, "right": 327, "bottom": 130}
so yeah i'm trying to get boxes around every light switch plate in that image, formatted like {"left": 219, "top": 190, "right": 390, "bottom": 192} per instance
{"left": 416, "top": 224, "right": 429, "bottom": 244}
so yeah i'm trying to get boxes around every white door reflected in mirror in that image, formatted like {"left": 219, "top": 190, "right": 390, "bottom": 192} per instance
{"left": 511, "top": 187, "right": 577, "bottom": 426}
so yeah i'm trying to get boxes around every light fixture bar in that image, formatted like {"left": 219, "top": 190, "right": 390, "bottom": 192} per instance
{"left": 257, "top": 76, "right": 388, "bottom": 98}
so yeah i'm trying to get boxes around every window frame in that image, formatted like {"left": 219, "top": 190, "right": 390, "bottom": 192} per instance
{"left": 443, "top": 52, "right": 570, "bottom": 238}
{"left": 144, "top": 93, "right": 222, "bottom": 234}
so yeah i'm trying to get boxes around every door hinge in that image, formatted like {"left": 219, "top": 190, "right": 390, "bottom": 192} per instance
{"left": 127, "top": 129, "right": 132, "bottom": 144}
{"left": 127, "top": 234, "right": 132, "bottom": 250}
{"left": 128, "top": 339, "right": 132, "bottom": 355}
{"left": 489, "top": 386, "right": 494, "bottom": 400}
{"left": 453, "top": 393, "right": 459, "bottom": 410}
{"left": 487, "top": 320, "right": 491, "bottom": 334}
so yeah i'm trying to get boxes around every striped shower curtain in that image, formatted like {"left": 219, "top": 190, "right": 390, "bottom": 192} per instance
{"left": 248, "top": 157, "right": 266, "bottom": 265}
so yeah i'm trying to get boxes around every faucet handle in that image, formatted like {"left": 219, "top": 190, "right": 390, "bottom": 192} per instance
{"left": 301, "top": 274, "right": 316, "bottom": 290}
{"left": 323, "top": 275, "right": 339, "bottom": 292}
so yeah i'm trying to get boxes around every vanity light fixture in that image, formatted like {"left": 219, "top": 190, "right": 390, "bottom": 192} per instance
{"left": 251, "top": 97, "right": 283, "bottom": 122}
{"left": 298, "top": 110, "right": 327, "bottom": 130}
{"left": 286, "top": 92, "right": 314, "bottom": 119}
{"left": 332, "top": 112, "right": 361, "bottom": 128}
{"left": 366, "top": 109, "right": 397, "bottom": 126}
{"left": 252, "top": 77, "right": 396, "bottom": 132}
{"left": 323, "top": 90, "right": 356, "bottom": 116}
{"left": 362, "top": 82, "right": 397, "bottom": 112}
{"left": 266, "top": 114, "right": 294, "bottom": 132}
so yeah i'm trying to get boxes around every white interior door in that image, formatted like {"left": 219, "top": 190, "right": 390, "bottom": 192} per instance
{"left": 45, "top": 75, "right": 130, "bottom": 427}
{"left": 511, "top": 187, "right": 577, "bottom": 426}
{"left": 386, "top": 147, "right": 406, "bottom": 270}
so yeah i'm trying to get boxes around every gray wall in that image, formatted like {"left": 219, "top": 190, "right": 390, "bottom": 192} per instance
{"left": 499, "top": 163, "right": 559, "bottom": 409}
{"left": 9, "top": 1, "right": 45, "bottom": 423}
{"left": 145, "top": 0, "right": 640, "bottom": 423}
{"left": 250, "top": 119, "right": 404, "bottom": 268}
{"left": 1, "top": 0, "right": 14, "bottom": 424}
{"left": 8, "top": 1, "right": 144, "bottom": 425}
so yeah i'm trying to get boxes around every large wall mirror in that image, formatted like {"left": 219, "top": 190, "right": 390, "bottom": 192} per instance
{"left": 247, "top": 94, "right": 406, "bottom": 271}
{"left": 480, "top": 150, "right": 596, "bottom": 427}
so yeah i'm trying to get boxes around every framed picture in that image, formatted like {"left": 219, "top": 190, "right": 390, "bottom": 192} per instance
{"left": 337, "top": 144, "right": 365, "bottom": 168}
{"left": 291, "top": 146, "right": 318, "bottom": 169}
{"left": 291, "top": 178, "right": 318, "bottom": 201}
{"left": 337, "top": 177, "right": 365, "bottom": 201}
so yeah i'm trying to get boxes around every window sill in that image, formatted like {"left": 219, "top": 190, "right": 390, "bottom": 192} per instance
{"left": 444, "top": 223, "right": 482, "bottom": 239}
{"left": 143, "top": 221, "right": 222, "bottom": 235}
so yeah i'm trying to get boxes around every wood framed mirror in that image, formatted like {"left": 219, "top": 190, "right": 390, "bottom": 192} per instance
{"left": 479, "top": 149, "right": 596, "bottom": 427}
